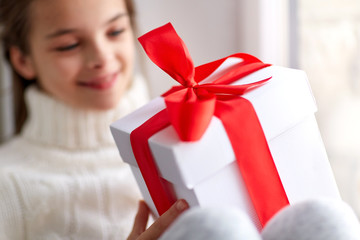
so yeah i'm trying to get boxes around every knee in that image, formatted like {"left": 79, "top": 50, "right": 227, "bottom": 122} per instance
{"left": 261, "top": 198, "right": 360, "bottom": 240}
{"left": 160, "top": 207, "right": 261, "bottom": 240}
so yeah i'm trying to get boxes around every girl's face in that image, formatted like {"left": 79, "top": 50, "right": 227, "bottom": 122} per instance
{"left": 21, "top": 0, "right": 135, "bottom": 110}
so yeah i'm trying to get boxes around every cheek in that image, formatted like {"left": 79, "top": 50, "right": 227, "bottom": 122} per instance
{"left": 47, "top": 57, "right": 83, "bottom": 82}
{"left": 114, "top": 34, "right": 135, "bottom": 68}
{"left": 35, "top": 56, "right": 83, "bottom": 95}
{"left": 119, "top": 42, "right": 135, "bottom": 72}
{"left": 30, "top": 42, "right": 81, "bottom": 85}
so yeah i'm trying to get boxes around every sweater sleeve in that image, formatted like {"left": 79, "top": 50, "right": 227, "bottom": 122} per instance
{"left": 0, "top": 172, "right": 25, "bottom": 239}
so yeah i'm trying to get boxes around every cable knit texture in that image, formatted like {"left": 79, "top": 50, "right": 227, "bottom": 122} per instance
{"left": 0, "top": 76, "right": 149, "bottom": 240}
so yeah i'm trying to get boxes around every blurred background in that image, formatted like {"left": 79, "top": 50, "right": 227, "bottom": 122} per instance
{"left": 1, "top": 0, "right": 360, "bottom": 216}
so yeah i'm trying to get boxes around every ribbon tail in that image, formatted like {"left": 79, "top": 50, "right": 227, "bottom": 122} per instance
{"left": 195, "top": 53, "right": 270, "bottom": 84}
{"left": 215, "top": 97, "right": 289, "bottom": 227}
{"left": 197, "top": 77, "right": 271, "bottom": 95}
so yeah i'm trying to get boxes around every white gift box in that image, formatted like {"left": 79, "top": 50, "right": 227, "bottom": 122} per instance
{"left": 111, "top": 59, "right": 341, "bottom": 229}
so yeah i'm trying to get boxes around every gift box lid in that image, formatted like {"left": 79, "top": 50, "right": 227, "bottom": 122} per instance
{"left": 111, "top": 59, "right": 317, "bottom": 188}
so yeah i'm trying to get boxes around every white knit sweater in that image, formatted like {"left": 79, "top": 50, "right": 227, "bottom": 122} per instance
{"left": 0, "top": 77, "right": 149, "bottom": 240}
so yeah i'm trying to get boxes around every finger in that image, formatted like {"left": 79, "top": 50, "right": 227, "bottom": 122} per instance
{"left": 127, "top": 201, "right": 150, "bottom": 240}
{"left": 138, "top": 199, "right": 189, "bottom": 240}
{"left": 133, "top": 201, "right": 150, "bottom": 233}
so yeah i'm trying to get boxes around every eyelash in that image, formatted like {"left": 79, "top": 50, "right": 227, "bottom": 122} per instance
{"left": 54, "top": 28, "right": 126, "bottom": 52}
{"left": 108, "top": 28, "right": 125, "bottom": 37}
{"left": 56, "top": 43, "right": 79, "bottom": 52}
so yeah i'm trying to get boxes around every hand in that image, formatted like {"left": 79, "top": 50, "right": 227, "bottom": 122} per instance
{"left": 127, "top": 199, "right": 189, "bottom": 240}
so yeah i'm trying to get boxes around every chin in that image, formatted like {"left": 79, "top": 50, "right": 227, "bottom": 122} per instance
{"left": 76, "top": 92, "right": 123, "bottom": 111}
{"left": 73, "top": 97, "right": 118, "bottom": 111}
{"left": 90, "top": 101, "right": 118, "bottom": 111}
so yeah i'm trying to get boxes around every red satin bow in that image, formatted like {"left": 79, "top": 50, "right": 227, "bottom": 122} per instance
{"left": 132, "top": 23, "right": 289, "bottom": 227}
{"left": 140, "top": 23, "right": 270, "bottom": 141}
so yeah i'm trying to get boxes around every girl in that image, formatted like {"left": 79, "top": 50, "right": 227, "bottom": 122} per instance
{"left": 1, "top": 1, "right": 359, "bottom": 240}
{"left": 0, "top": 0, "right": 184, "bottom": 239}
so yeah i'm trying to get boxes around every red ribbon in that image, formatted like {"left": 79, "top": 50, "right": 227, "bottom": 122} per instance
{"left": 131, "top": 23, "right": 289, "bottom": 227}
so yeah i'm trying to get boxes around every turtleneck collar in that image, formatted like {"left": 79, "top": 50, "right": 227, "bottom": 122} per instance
{"left": 21, "top": 76, "right": 149, "bottom": 151}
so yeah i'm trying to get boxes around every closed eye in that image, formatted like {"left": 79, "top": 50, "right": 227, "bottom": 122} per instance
{"left": 108, "top": 29, "right": 125, "bottom": 37}
{"left": 56, "top": 43, "right": 79, "bottom": 51}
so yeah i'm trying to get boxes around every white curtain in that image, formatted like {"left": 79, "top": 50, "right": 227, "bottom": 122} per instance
{"left": 134, "top": 0, "right": 293, "bottom": 97}
{"left": 0, "top": 45, "right": 14, "bottom": 144}
{"left": 0, "top": 0, "right": 294, "bottom": 143}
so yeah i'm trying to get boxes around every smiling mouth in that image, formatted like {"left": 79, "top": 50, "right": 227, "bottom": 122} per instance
{"left": 78, "top": 73, "right": 118, "bottom": 90}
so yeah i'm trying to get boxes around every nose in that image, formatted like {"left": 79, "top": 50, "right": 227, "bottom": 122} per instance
{"left": 85, "top": 41, "right": 112, "bottom": 70}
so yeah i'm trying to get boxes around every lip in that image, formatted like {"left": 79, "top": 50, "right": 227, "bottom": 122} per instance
{"left": 78, "top": 72, "right": 118, "bottom": 90}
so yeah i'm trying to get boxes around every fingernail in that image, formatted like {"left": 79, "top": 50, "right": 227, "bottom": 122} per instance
{"left": 176, "top": 199, "right": 189, "bottom": 211}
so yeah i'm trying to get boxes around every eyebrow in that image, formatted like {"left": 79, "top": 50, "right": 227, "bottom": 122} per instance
{"left": 106, "top": 12, "right": 128, "bottom": 25}
{"left": 45, "top": 12, "right": 128, "bottom": 39}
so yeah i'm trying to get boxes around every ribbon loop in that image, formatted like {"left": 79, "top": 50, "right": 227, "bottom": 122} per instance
{"left": 140, "top": 23, "right": 272, "bottom": 141}
{"left": 138, "top": 23, "right": 196, "bottom": 87}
